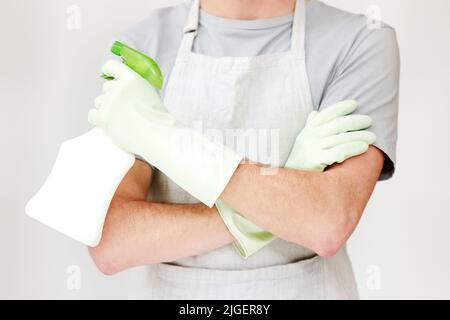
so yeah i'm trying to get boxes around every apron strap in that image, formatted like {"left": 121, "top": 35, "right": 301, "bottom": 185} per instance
{"left": 176, "top": 0, "right": 200, "bottom": 62}
{"left": 291, "top": 0, "right": 307, "bottom": 57}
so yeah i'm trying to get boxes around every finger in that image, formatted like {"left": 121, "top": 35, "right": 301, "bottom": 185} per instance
{"left": 316, "top": 114, "right": 373, "bottom": 137}
{"left": 101, "top": 59, "right": 134, "bottom": 80}
{"left": 94, "top": 95, "right": 106, "bottom": 110}
{"left": 323, "top": 141, "right": 369, "bottom": 165}
{"left": 88, "top": 109, "right": 104, "bottom": 127}
{"left": 102, "top": 81, "right": 116, "bottom": 93}
{"left": 310, "top": 100, "right": 358, "bottom": 127}
{"left": 321, "top": 131, "right": 376, "bottom": 149}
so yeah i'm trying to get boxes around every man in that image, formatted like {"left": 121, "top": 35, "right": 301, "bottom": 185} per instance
{"left": 88, "top": 0, "right": 399, "bottom": 299}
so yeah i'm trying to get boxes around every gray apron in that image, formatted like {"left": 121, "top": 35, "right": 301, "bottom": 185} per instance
{"left": 149, "top": 0, "right": 359, "bottom": 300}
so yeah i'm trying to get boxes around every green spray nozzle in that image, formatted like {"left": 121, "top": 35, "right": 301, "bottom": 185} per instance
{"left": 102, "top": 41, "right": 163, "bottom": 90}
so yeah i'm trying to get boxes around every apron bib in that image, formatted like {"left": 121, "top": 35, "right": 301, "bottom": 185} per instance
{"left": 149, "top": 0, "right": 359, "bottom": 299}
{"left": 164, "top": 0, "right": 313, "bottom": 165}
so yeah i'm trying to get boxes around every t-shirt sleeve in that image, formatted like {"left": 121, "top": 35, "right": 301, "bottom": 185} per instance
{"left": 318, "top": 26, "right": 400, "bottom": 180}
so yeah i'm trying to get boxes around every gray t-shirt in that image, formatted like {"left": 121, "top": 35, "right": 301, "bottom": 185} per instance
{"left": 112, "top": 0, "right": 400, "bottom": 180}
{"left": 107, "top": 0, "right": 400, "bottom": 269}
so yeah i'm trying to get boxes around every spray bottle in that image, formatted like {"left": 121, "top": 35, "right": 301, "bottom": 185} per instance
{"left": 25, "top": 42, "right": 163, "bottom": 247}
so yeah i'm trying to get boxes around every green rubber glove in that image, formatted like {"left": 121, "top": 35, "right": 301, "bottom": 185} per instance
{"left": 88, "top": 60, "right": 243, "bottom": 207}
{"left": 216, "top": 100, "right": 376, "bottom": 258}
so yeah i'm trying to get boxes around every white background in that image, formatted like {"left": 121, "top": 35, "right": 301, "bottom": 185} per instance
{"left": 1, "top": 0, "right": 449, "bottom": 299}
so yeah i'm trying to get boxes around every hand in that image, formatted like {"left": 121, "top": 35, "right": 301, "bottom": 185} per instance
{"left": 286, "top": 100, "right": 376, "bottom": 171}
{"left": 88, "top": 60, "right": 177, "bottom": 157}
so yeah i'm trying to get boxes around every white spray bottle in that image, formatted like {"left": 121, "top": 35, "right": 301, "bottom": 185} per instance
{"left": 25, "top": 42, "right": 163, "bottom": 247}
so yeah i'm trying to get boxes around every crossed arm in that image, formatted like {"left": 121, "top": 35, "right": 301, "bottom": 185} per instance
{"left": 89, "top": 146, "right": 384, "bottom": 275}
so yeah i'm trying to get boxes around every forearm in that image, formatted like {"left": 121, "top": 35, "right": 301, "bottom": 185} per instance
{"left": 220, "top": 147, "right": 384, "bottom": 255}
{"left": 89, "top": 200, "right": 233, "bottom": 275}
{"left": 220, "top": 164, "right": 336, "bottom": 251}
{"left": 88, "top": 160, "right": 233, "bottom": 275}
